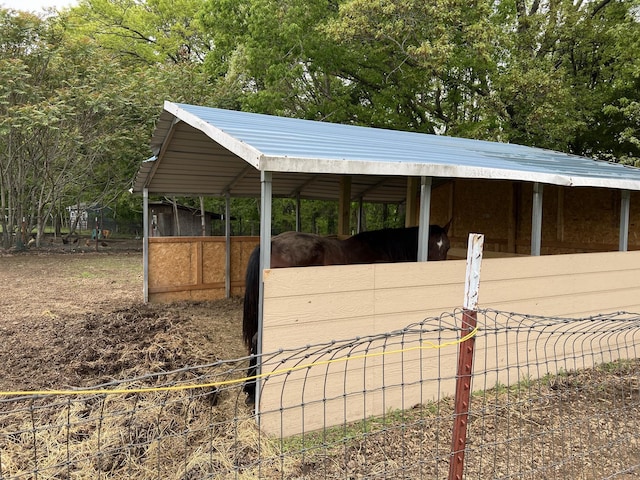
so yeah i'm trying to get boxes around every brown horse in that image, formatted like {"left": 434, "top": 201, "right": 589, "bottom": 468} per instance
{"left": 242, "top": 223, "right": 451, "bottom": 402}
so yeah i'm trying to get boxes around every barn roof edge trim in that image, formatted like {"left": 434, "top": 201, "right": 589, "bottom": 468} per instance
{"left": 133, "top": 101, "right": 640, "bottom": 199}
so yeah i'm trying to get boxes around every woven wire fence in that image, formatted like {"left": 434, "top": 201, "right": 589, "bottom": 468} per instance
{"left": 1, "top": 309, "right": 639, "bottom": 479}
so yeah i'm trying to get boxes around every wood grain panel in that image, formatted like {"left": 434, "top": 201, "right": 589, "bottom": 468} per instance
{"left": 148, "top": 236, "right": 259, "bottom": 302}
{"left": 260, "top": 250, "right": 640, "bottom": 436}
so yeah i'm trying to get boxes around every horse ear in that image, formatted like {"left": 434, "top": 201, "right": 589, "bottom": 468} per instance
{"left": 443, "top": 218, "right": 453, "bottom": 233}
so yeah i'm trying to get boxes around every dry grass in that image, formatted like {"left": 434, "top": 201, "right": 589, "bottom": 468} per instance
{"left": 3, "top": 364, "right": 639, "bottom": 479}
{"left": 1, "top": 251, "right": 639, "bottom": 479}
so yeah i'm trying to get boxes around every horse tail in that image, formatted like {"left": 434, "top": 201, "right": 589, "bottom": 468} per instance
{"left": 242, "top": 244, "right": 261, "bottom": 351}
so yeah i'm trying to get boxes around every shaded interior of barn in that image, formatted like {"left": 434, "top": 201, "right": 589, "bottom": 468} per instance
{"left": 134, "top": 102, "right": 640, "bottom": 301}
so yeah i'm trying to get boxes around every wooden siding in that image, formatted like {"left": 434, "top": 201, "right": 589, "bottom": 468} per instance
{"left": 445, "top": 180, "right": 640, "bottom": 254}
{"left": 259, "top": 251, "right": 640, "bottom": 436}
{"left": 147, "top": 236, "right": 258, "bottom": 302}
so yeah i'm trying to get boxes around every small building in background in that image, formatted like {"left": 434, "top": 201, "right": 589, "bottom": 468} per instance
{"left": 67, "top": 203, "right": 115, "bottom": 232}
{"left": 148, "top": 200, "right": 223, "bottom": 236}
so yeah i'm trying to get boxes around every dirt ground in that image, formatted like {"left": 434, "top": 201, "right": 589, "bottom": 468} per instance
{"left": 0, "top": 239, "right": 247, "bottom": 393}
{"left": 1, "top": 242, "right": 639, "bottom": 479}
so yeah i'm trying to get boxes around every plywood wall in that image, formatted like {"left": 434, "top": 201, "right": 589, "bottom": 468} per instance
{"left": 259, "top": 250, "right": 640, "bottom": 436}
{"left": 446, "top": 180, "right": 640, "bottom": 254}
{"left": 147, "top": 236, "right": 259, "bottom": 302}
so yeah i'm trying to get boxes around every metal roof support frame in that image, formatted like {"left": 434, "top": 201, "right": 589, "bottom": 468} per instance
{"left": 338, "top": 176, "right": 352, "bottom": 236}
{"left": 417, "top": 176, "right": 433, "bottom": 261}
{"left": 295, "top": 193, "right": 301, "bottom": 232}
{"left": 531, "top": 182, "right": 543, "bottom": 256}
{"left": 225, "top": 192, "right": 231, "bottom": 298}
{"left": 620, "top": 190, "right": 630, "bottom": 252}
{"left": 357, "top": 197, "right": 364, "bottom": 233}
{"left": 256, "top": 171, "right": 273, "bottom": 407}
{"left": 143, "top": 188, "right": 150, "bottom": 303}
{"left": 136, "top": 103, "right": 640, "bottom": 200}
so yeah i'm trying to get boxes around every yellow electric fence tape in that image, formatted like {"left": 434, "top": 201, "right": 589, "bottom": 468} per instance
{"left": 0, "top": 326, "right": 478, "bottom": 397}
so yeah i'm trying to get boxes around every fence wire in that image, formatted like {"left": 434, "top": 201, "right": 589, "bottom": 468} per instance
{"left": 1, "top": 309, "right": 639, "bottom": 479}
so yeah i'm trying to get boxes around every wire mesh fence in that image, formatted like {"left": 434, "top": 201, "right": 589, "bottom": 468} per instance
{"left": 1, "top": 309, "right": 639, "bottom": 479}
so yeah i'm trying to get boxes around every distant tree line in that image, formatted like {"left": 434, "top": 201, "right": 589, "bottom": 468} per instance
{"left": 1, "top": 0, "right": 638, "bottom": 247}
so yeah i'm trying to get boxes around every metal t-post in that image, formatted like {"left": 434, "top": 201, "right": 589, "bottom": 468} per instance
{"left": 448, "top": 233, "right": 484, "bottom": 480}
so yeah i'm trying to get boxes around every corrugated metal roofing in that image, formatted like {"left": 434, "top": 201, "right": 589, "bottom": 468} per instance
{"left": 133, "top": 101, "right": 640, "bottom": 200}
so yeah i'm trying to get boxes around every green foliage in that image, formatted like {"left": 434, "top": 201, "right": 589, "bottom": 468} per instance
{"left": 68, "top": 0, "right": 210, "bottom": 64}
{"left": 322, "top": 0, "right": 501, "bottom": 134}
{"left": 1, "top": 0, "right": 639, "bottom": 246}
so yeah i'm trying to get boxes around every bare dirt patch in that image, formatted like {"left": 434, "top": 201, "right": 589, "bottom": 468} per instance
{"left": 1, "top": 249, "right": 639, "bottom": 479}
{"left": 0, "top": 250, "right": 246, "bottom": 394}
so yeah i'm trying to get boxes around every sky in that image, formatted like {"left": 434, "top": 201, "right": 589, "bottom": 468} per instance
{"left": 1, "top": 0, "right": 77, "bottom": 12}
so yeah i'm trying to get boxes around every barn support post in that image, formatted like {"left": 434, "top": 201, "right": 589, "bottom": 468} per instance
{"left": 417, "top": 176, "right": 432, "bottom": 261}
{"left": 143, "top": 188, "right": 149, "bottom": 303}
{"left": 405, "top": 177, "right": 420, "bottom": 227}
{"left": 556, "top": 187, "right": 565, "bottom": 243}
{"left": 256, "top": 171, "right": 273, "bottom": 408}
{"left": 531, "top": 182, "right": 543, "bottom": 256}
{"left": 619, "top": 190, "right": 630, "bottom": 252}
{"left": 171, "top": 196, "right": 181, "bottom": 236}
{"left": 338, "top": 176, "right": 351, "bottom": 236}
{"left": 225, "top": 192, "right": 231, "bottom": 298}
{"left": 507, "top": 183, "right": 519, "bottom": 253}
{"left": 295, "top": 193, "right": 301, "bottom": 232}
{"left": 448, "top": 233, "right": 484, "bottom": 480}
{"left": 357, "top": 197, "right": 364, "bottom": 233}
{"left": 199, "top": 196, "right": 206, "bottom": 236}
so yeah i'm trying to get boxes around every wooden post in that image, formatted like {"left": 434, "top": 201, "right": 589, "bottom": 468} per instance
{"left": 225, "top": 192, "right": 231, "bottom": 298}
{"left": 143, "top": 188, "right": 149, "bottom": 303}
{"left": 557, "top": 187, "right": 565, "bottom": 243}
{"left": 448, "top": 233, "right": 484, "bottom": 480}
{"left": 507, "top": 182, "right": 518, "bottom": 254}
{"left": 405, "top": 177, "right": 420, "bottom": 227}
{"left": 95, "top": 216, "right": 99, "bottom": 252}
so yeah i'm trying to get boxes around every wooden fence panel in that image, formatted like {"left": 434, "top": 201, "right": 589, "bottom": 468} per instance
{"left": 260, "top": 250, "right": 640, "bottom": 436}
{"left": 148, "top": 236, "right": 258, "bottom": 302}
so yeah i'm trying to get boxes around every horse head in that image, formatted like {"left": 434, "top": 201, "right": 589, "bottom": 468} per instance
{"left": 428, "top": 219, "right": 451, "bottom": 261}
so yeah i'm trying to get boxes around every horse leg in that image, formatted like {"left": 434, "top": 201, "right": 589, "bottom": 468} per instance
{"left": 243, "top": 332, "right": 258, "bottom": 405}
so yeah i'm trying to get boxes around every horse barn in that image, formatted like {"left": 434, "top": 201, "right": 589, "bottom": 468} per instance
{"left": 133, "top": 101, "right": 640, "bottom": 436}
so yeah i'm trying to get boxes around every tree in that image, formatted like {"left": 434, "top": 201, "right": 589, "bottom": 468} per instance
{"left": 68, "top": 0, "right": 211, "bottom": 64}
{"left": 4, "top": 0, "right": 638, "bottom": 249}
{"left": 200, "top": 0, "right": 357, "bottom": 120}
{"left": 0, "top": 9, "right": 151, "bottom": 246}
{"left": 492, "top": 0, "right": 640, "bottom": 156}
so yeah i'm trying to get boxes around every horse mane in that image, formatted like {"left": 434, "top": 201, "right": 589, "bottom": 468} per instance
{"left": 346, "top": 226, "right": 419, "bottom": 263}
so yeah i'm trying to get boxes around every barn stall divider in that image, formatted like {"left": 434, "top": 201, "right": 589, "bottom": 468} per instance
{"left": 146, "top": 236, "right": 259, "bottom": 302}
{"left": 1, "top": 249, "right": 640, "bottom": 478}
{"left": 258, "top": 249, "right": 640, "bottom": 437}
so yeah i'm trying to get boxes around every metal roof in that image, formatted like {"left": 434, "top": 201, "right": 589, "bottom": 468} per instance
{"left": 133, "top": 101, "right": 640, "bottom": 201}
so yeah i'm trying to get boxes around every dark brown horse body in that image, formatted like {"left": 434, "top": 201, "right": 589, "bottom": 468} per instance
{"left": 269, "top": 225, "right": 450, "bottom": 268}
{"left": 242, "top": 223, "right": 451, "bottom": 401}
